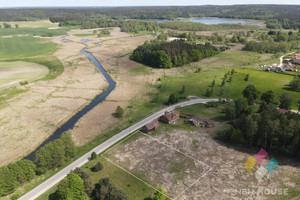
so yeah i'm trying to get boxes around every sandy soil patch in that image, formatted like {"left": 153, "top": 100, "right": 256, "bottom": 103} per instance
{"left": 103, "top": 124, "right": 300, "bottom": 200}
{"left": 0, "top": 33, "right": 108, "bottom": 166}
{"left": 103, "top": 132, "right": 210, "bottom": 199}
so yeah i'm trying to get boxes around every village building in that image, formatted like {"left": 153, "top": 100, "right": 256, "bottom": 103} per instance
{"left": 277, "top": 108, "right": 292, "bottom": 115}
{"left": 142, "top": 119, "right": 160, "bottom": 133}
{"left": 293, "top": 54, "right": 300, "bottom": 64}
{"left": 160, "top": 110, "right": 180, "bottom": 124}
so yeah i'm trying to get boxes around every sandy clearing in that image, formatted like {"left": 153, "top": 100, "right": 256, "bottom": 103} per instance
{"left": 0, "top": 32, "right": 108, "bottom": 166}
{"left": 103, "top": 124, "right": 300, "bottom": 200}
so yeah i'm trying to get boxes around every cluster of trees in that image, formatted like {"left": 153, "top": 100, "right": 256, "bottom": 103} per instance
{"left": 130, "top": 40, "right": 217, "bottom": 68}
{"left": 0, "top": 132, "right": 75, "bottom": 196}
{"left": 0, "top": 160, "right": 36, "bottom": 196}
{"left": 54, "top": 171, "right": 130, "bottom": 200}
{"left": 243, "top": 41, "right": 299, "bottom": 53}
{"left": 35, "top": 132, "right": 75, "bottom": 174}
{"left": 255, "top": 30, "right": 300, "bottom": 43}
{"left": 221, "top": 84, "right": 300, "bottom": 157}
{"left": 290, "top": 77, "right": 300, "bottom": 91}
{"left": 222, "top": 97, "right": 300, "bottom": 157}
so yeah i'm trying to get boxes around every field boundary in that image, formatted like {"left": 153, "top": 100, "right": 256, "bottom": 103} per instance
{"left": 101, "top": 131, "right": 213, "bottom": 200}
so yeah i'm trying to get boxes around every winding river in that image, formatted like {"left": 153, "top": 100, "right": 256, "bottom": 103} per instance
{"left": 25, "top": 39, "right": 116, "bottom": 160}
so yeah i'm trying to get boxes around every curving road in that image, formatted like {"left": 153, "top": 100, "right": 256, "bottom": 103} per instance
{"left": 278, "top": 52, "right": 295, "bottom": 67}
{"left": 19, "top": 98, "right": 219, "bottom": 200}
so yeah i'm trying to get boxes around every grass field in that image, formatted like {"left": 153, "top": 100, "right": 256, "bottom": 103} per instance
{"left": 156, "top": 69, "right": 299, "bottom": 109}
{"left": 0, "top": 27, "right": 71, "bottom": 37}
{"left": 0, "top": 36, "right": 57, "bottom": 59}
{"left": 5, "top": 20, "right": 59, "bottom": 28}
{"left": 0, "top": 61, "right": 48, "bottom": 89}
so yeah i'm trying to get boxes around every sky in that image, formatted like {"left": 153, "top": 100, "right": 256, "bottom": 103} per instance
{"left": 1, "top": 0, "right": 299, "bottom": 8}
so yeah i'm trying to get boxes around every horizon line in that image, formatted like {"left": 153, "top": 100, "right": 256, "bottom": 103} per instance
{"left": 1, "top": 4, "right": 300, "bottom": 9}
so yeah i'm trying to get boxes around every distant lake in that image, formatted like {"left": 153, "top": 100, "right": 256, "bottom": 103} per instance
{"left": 150, "top": 18, "right": 261, "bottom": 26}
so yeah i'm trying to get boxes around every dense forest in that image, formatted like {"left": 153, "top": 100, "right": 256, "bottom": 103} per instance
{"left": 220, "top": 85, "right": 300, "bottom": 158}
{"left": 130, "top": 40, "right": 218, "bottom": 68}
{"left": 0, "top": 5, "right": 299, "bottom": 29}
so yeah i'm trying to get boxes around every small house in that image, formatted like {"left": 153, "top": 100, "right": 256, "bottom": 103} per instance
{"left": 160, "top": 111, "right": 180, "bottom": 124}
{"left": 277, "top": 108, "right": 292, "bottom": 115}
{"left": 293, "top": 54, "right": 300, "bottom": 64}
{"left": 142, "top": 119, "right": 160, "bottom": 133}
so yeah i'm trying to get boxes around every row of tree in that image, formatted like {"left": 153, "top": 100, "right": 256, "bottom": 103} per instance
{"left": 130, "top": 40, "right": 217, "bottom": 68}
{"left": 0, "top": 132, "right": 75, "bottom": 196}
{"left": 243, "top": 41, "right": 299, "bottom": 54}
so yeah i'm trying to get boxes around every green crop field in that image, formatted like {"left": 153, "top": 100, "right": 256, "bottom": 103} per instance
{"left": 0, "top": 36, "right": 57, "bottom": 59}
{"left": 156, "top": 69, "right": 299, "bottom": 109}
{"left": 6, "top": 20, "right": 59, "bottom": 28}
{"left": 0, "top": 27, "right": 70, "bottom": 37}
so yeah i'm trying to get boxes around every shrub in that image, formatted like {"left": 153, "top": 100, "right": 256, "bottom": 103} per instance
{"left": 93, "top": 162, "right": 104, "bottom": 172}
{"left": 115, "top": 106, "right": 124, "bottom": 118}
{"left": 91, "top": 152, "right": 97, "bottom": 160}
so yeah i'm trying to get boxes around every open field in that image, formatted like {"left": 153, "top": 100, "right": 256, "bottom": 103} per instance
{"left": 0, "top": 31, "right": 108, "bottom": 166}
{"left": 1, "top": 24, "right": 299, "bottom": 199}
{"left": 156, "top": 69, "right": 298, "bottom": 109}
{"left": 36, "top": 103, "right": 300, "bottom": 200}
{"left": 0, "top": 36, "right": 57, "bottom": 59}
{"left": 0, "top": 28, "right": 69, "bottom": 37}
{"left": 0, "top": 61, "right": 48, "bottom": 89}
{"left": 103, "top": 131, "right": 210, "bottom": 199}
{"left": 4, "top": 20, "right": 59, "bottom": 28}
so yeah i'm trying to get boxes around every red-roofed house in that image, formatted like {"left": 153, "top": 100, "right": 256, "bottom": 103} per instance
{"left": 160, "top": 110, "right": 180, "bottom": 124}
{"left": 278, "top": 108, "right": 292, "bottom": 115}
{"left": 293, "top": 54, "right": 300, "bottom": 64}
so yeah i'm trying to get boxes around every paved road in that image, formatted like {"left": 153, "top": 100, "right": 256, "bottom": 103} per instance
{"left": 19, "top": 98, "right": 219, "bottom": 200}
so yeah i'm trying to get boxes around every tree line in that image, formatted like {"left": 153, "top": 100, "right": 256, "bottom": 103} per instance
{"left": 1, "top": 5, "right": 299, "bottom": 29}
{"left": 130, "top": 40, "right": 217, "bottom": 68}
{"left": 243, "top": 40, "right": 299, "bottom": 54}
{"left": 0, "top": 132, "right": 75, "bottom": 196}
{"left": 220, "top": 85, "right": 300, "bottom": 157}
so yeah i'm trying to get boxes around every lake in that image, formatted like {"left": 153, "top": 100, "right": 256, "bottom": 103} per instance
{"left": 151, "top": 18, "right": 261, "bottom": 26}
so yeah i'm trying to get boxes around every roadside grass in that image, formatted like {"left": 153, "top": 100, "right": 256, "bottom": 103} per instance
{"left": 0, "top": 36, "right": 57, "bottom": 59}
{"left": 156, "top": 69, "right": 299, "bottom": 109}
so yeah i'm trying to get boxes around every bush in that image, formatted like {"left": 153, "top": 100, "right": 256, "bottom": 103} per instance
{"left": 168, "top": 93, "right": 178, "bottom": 105}
{"left": 93, "top": 162, "right": 104, "bottom": 172}
{"left": 91, "top": 152, "right": 97, "bottom": 160}
{"left": 19, "top": 80, "right": 28, "bottom": 85}
{"left": 114, "top": 106, "right": 124, "bottom": 118}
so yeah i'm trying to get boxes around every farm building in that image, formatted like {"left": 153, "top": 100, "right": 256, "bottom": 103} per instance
{"left": 293, "top": 54, "right": 300, "bottom": 64}
{"left": 160, "top": 110, "right": 180, "bottom": 124}
{"left": 142, "top": 119, "right": 160, "bottom": 133}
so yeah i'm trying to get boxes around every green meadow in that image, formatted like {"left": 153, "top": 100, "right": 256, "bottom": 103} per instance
{"left": 157, "top": 69, "right": 299, "bottom": 109}
{"left": 0, "top": 36, "right": 57, "bottom": 59}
